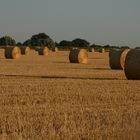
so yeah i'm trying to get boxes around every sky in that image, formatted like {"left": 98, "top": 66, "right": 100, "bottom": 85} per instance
{"left": 0, "top": 0, "right": 140, "bottom": 47}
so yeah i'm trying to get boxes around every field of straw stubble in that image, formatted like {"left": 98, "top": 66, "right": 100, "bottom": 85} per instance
{"left": 0, "top": 49, "right": 139, "bottom": 140}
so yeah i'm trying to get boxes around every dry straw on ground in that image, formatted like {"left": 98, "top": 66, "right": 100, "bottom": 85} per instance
{"left": 109, "top": 49, "right": 130, "bottom": 69}
{"left": 38, "top": 47, "right": 49, "bottom": 56}
{"left": 20, "top": 46, "right": 30, "bottom": 55}
{"left": 69, "top": 49, "right": 88, "bottom": 64}
{"left": 0, "top": 51, "right": 139, "bottom": 139}
{"left": 124, "top": 49, "right": 140, "bottom": 80}
{"left": 5, "top": 46, "right": 21, "bottom": 59}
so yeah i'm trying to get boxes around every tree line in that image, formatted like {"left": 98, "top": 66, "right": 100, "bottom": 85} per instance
{"left": 0, "top": 33, "right": 131, "bottom": 50}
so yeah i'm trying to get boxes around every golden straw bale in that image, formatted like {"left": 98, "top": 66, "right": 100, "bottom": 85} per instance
{"left": 20, "top": 46, "right": 30, "bottom": 55}
{"left": 99, "top": 48, "right": 105, "bottom": 53}
{"left": 69, "top": 49, "right": 88, "bottom": 64}
{"left": 109, "top": 49, "right": 130, "bottom": 69}
{"left": 88, "top": 48, "right": 95, "bottom": 52}
{"left": 38, "top": 47, "right": 49, "bottom": 56}
{"left": 5, "top": 46, "right": 21, "bottom": 59}
{"left": 52, "top": 47, "right": 58, "bottom": 52}
{"left": 124, "top": 49, "right": 140, "bottom": 80}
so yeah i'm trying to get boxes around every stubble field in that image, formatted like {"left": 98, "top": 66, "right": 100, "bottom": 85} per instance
{"left": 0, "top": 49, "right": 139, "bottom": 140}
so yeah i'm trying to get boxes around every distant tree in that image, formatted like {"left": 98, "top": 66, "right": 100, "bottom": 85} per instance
{"left": 0, "top": 36, "right": 16, "bottom": 46}
{"left": 110, "top": 46, "right": 120, "bottom": 49}
{"left": 55, "top": 42, "right": 59, "bottom": 46}
{"left": 90, "top": 44, "right": 96, "bottom": 48}
{"left": 90, "top": 44, "right": 103, "bottom": 49}
{"left": 103, "top": 45, "right": 110, "bottom": 49}
{"left": 23, "top": 33, "right": 55, "bottom": 49}
{"left": 59, "top": 40, "right": 73, "bottom": 46}
{"left": 135, "top": 46, "right": 140, "bottom": 49}
{"left": 16, "top": 42, "right": 22, "bottom": 46}
{"left": 72, "top": 38, "right": 90, "bottom": 48}
{"left": 23, "top": 39, "right": 31, "bottom": 46}
{"left": 120, "top": 46, "right": 130, "bottom": 49}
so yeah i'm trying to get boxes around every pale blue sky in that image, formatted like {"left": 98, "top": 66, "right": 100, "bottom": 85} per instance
{"left": 0, "top": 0, "right": 140, "bottom": 46}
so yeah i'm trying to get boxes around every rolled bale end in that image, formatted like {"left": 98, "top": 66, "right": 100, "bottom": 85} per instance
{"left": 20, "top": 46, "right": 30, "bottom": 55}
{"left": 5, "top": 46, "right": 21, "bottom": 59}
{"left": 120, "top": 49, "right": 130, "bottom": 69}
{"left": 69, "top": 49, "right": 88, "bottom": 64}
{"left": 109, "top": 49, "right": 130, "bottom": 70}
{"left": 38, "top": 47, "right": 49, "bottom": 56}
{"left": 124, "top": 49, "right": 140, "bottom": 80}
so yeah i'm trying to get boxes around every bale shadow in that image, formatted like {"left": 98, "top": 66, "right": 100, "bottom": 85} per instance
{"left": 65, "top": 67, "right": 111, "bottom": 70}
{"left": 94, "top": 68, "right": 111, "bottom": 70}
{"left": 52, "top": 61, "right": 69, "bottom": 64}
{"left": 0, "top": 74, "right": 122, "bottom": 80}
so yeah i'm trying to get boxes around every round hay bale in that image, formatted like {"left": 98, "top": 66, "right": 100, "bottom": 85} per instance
{"left": 69, "top": 49, "right": 88, "bottom": 64}
{"left": 52, "top": 47, "right": 58, "bottom": 52}
{"left": 124, "top": 49, "right": 140, "bottom": 80}
{"left": 88, "top": 48, "right": 95, "bottom": 52}
{"left": 99, "top": 48, "right": 105, "bottom": 53}
{"left": 109, "top": 49, "right": 130, "bottom": 69}
{"left": 20, "top": 46, "right": 30, "bottom": 55}
{"left": 5, "top": 46, "right": 21, "bottom": 59}
{"left": 38, "top": 47, "right": 49, "bottom": 56}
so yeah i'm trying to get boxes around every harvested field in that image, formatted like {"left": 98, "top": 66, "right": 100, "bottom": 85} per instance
{"left": 0, "top": 50, "right": 139, "bottom": 140}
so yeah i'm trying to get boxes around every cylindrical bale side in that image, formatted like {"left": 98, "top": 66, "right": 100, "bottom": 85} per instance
{"left": 109, "top": 49, "right": 130, "bottom": 70}
{"left": 124, "top": 49, "right": 140, "bottom": 80}
{"left": 20, "top": 46, "right": 30, "bottom": 55}
{"left": 69, "top": 49, "right": 88, "bottom": 64}
{"left": 5, "top": 46, "right": 21, "bottom": 59}
{"left": 109, "top": 49, "right": 122, "bottom": 69}
{"left": 38, "top": 47, "right": 49, "bottom": 56}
